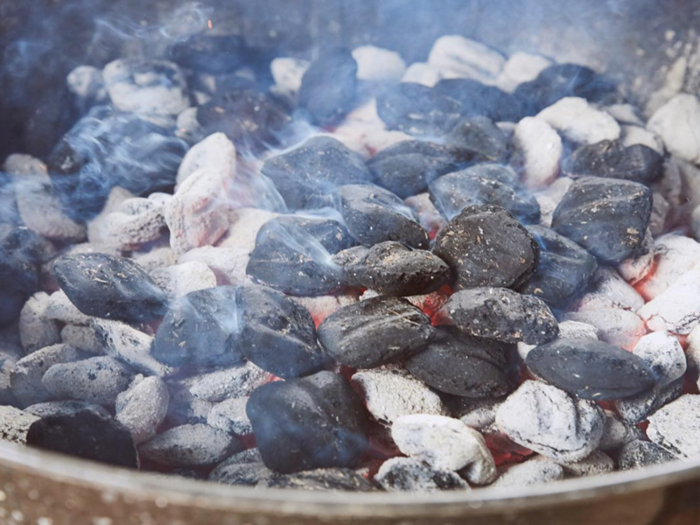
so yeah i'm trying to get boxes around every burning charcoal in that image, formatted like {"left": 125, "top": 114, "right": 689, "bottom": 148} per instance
{"left": 177, "top": 362, "right": 271, "bottom": 403}
{"left": 376, "top": 83, "right": 461, "bottom": 136}
{"left": 514, "top": 64, "right": 620, "bottom": 115}
{"left": 492, "top": 457, "right": 564, "bottom": 488}
{"left": 246, "top": 371, "right": 369, "bottom": 473}
{"left": 11, "top": 344, "right": 89, "bottom": 408}
{"left": 536, "top": 98, "right": 621, "bottom": 145}
{"left": 165, "top": 168, "right": 230, "bottom": 255}
{"left": 428, "top": 35, "right": 505, "bottom": 83}
{"left": 198, "top": 89, "right": 291, "bottom": 152}
{"left": 247, "top": 221, "right": 344, "bottom": 296}
{"left": 392, "top": 415, "right": 496, "bottom": 485}
{"left": 519, "top": 225, "right": 598, "bottom": 307}
{"left": 512, "top": 117, "right": 562, "bottom": 189}
{"left": 446, "top": 287, "right": 558, "bottom": 345}
{"left": 180, "top": 246, "right": 250, "bottom": 287}
{"left": 638, "top": 270, "right": 700, "bottom": 334}
{"left": 434, "top": 79, "right": 522, "bottom": 122}
{"left": 333, "top": 242, "right": 450, "bottom": 296}
{"left": 177, "top": 132, "right": 236, "bottom": 187}
{"left": 368, "top": 147, "right": 457, "bottom": 199}
{"left": 648, "top": 95, "right": 700, "bottom": 164}
{"left": 621, "top": 125, "right": 664, "bottom": 154}
{"left": 637, "top": 235, "right": 700, "bottom": 300}
{"left": 353, "top": 45, "right": 406, "bottom": 82}
{"left": 444, "top": 117, "right": 510, "bottom": 164}
{"left": 563, "top": 309, "right": 646, "bottom": 350}
{"left": 496, "top": 52, "right": 553, "bottom": 93}
{"left": 433, "top": 205, "right": 539, "bottom": 290}
{"left": 176, "top": 107, "right": 205, "bottom": 144}
{"left": 207, "top": 397, "right": 251, "bottom": 435}
{"left": 576, "top": 267, "right": 645, "bottom": 312}
{"left": 218, "top": 208, "right": 279, "bottom": 253}
{"left": 0, "top": 229, "right": 41, "bottom": 326}
{"left": 0, "top": 347, "right": 19, "bottom": 406}
{"left": 139, "top": 424, "right": 243, "bottom": 468}
{"left": 151, "top": 261, "right": 217, "bottom": 301}
{"left": 527, "top": 339, "right": 655, "bottom": 401}
{"left": 152, "top": 286, "right": 242, "bottom": 368}
{"left": 170, "top": 34, "right": 248, "bottom": 74}
{"left": 66, "top": 65, "right": 107, "bottom": 109}
{"left": 317, "top": 297, "right": 435, "bottom": 368}
{"left": 101, "top": 193, "right": 170, "bottom": 251}
{"left": 236, "top": 284, "right": 327, "bottom": 378}
{"left": 406, "top": 326, "right": 511, "bottom": 398}
{"left": 375, "top": 457, "right": 469, "bottom": 492}
{"left": 261, "top": 136, "right": 372, "bottom": 210}
{"left": 42, "top": 356, "right": 134, "bottom": 407}
{"left": 257, "top": 215, "right": 355, "bottom": 255}
{"left": 618, "top": 230, "right": 655, "bottom": 285}
{"left": 271, "top": 57, "right": 310, "bottom": 100}
{"left": 496, "top": 381, "right": 605, "bottom": 462}
{"left": 616, "top": 379, "right": 683, "bottom": 425}
{"left": 0, "top": 406, "right": 39, "bottom": 445}
{"left": 19, "top": 292, "right": 61, "bottom": 354}
{"left": 164, "top": 385, "right": 213, "bottom": 427}
{"left": 518, "top": 320, "right": 598, "bottom": 360}
{"left": 336, "top": 184, "right": 430, "bottom": 249}
{"left": 552, "top": 177, "right": 652, "bottom": 263}
{"left": 15, "top": 181, "right": 87, "bottom": 242}
{"left": 263, "top": 468, "right": 374, "bottom": 492}
{"left": 406, "top": 192, "right": 448, "bottom": 234}
{"left": 559, "top": 451, "right": 614, "bottom": 478}
{"left": 92, "top": 319, "right": 175, "bottom": 377}
{"left": 86, "top": 187, "right": 138, "bottom": 244}
{"left": 298, "top": 47, "right": 358, "bottom": 126}
{"left": 25, "top": 400, "right": 110, "bottom": 420}
{"left": 599, "top": 411, "right": 644, "bottom": 454}
{"left": 54, "top": 253, "right": 168, "bottom": 323}
{"left": 102, "top": 58, "right": 190, "bottom": 116}
{"left": 618, "top": 440, "right": 676, "bottom": 470}
{"left": 429, "top": 164, "right": 540, "bottom": 224}
{"left": 26, "top": 407, "right": 138, "bottom": 469}
{"left": 563, "top": 141, "right": 664, "bottom": 185}
{"left": 351, "top": 369, "right": 447, "bottom": 426}
{"left": 647, "top": 395, "right": 700, "bottom": 459}
{"left": 115, "top": 376, "right": 169, "bottom": 445}
{"left": 209, "top": 448, "right": 274, "bottom": 486}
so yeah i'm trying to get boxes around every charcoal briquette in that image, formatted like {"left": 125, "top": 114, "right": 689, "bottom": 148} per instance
{"left": 444, "top": 117, "right": 510, "bottom": 164}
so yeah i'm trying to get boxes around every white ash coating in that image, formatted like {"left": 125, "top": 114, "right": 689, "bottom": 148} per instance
{"left": 11, "top": 344, "right": 86, "bottom": 408}
{"left": 101, "top": 193, "right": 170, "bottom": 250}
{"left": 207, "top": 397, "right": 251, "bottom": 435}
{"left": 165, "top": 168, "right": 231, "bottom": 254}
{"left": 15, "top": 180, "right": 86, "bottom": 242}
{"left": 19, "top": 292, "right": 60, "bottom": 354}
{"left": 647, "top": 395, "right": 700, "bottom": 459}
{"left": 492, "top": 456, "right": 564, "bottom": 488}
{"left": 87, "top": 186, "right": 137, "bottom": 244}
{"left": 176, "top": 132, "right": 236, "bottom": 187}
{"left": 60, "top": 325, "right": 99, "bottom": 352}
{"left": 176, "top": 362, "right": 272, "bottom": 403}
{"left": 270, "top": 57, "right": 310, "bottom": 98}
{"left": 0, "top": 406, "right": 39, "bottom": 445}
{"left": 150, "top": 261, "right": 217, "bottom": 301}
{"left": 91, "top": 318, "right": 176, "bottom": 378}
{"left": 496, "top": 52, "right": 552, "bottom": 93}
{"left": 536, "top": 97, "right": 621, "bottom": 145}
{"left": 352, "top": 46, "right": 406, "bottom": 82}
{"left": 405, "top": 192, "right": 447, "bottom": 234}
{"left": 217, "top": 208, "right": 279, "bottom": 254}
{"left": 66, "top": 65, "right": 106, "bottom": 101}
{"left": 598, "top": 410, "right": 644, "bottom": 454}
{"left": 428, "top": 35, "right": 505, "bottom": 83}
{"left": 620, "top": 125, "right": 664, "bottom": 154}
{"left": 576, "top": 267, "right": 645, "bottom": 313}
{"left": 564, "top": 308, "right": 646, "bottom": 351}
{"left": 517, "top": 320, "right": 598, "bottom": 360}
{"left": 692, "top": 205, "right": 700, "bottom": 243}
{"left": 558, "top": 450, "right": 614, "bottom": 478}
{"left": 42, "top": 355, "right": 134, "bottom": 407}
{"left": 175, "top": 107, "right": 204, "bottom": 144}
{"left": 351, "top": 369, "right": 447, "bottom": 426}
{"left": 392, "top": 414, "right": 497, "bottom": 485}
{"left": 116, "top": 375, "right": 169, "bottom": 445}
{"left": 374, "top": 457, "right": 469, "bottom": 493}
{"left": 512, "top": 117, "right": 562, "bottom": 189}
{"left": 103, "top": 58, "right": 190, "bottom": 116}
{"left": 3, "top": 154, "right": 48, "bottom": 178}
{"left": 209, "top": 448, "right": 273, "bottom": 486}
{"left": 648, "top": 94, "right": 700, "bottom": 164}
{"left": 291, "top": 294, "right": 359, "bottom": 325}
{"left": 618, "top": 230, "right": 655, "bottom": 285}
{"left": 165, "top": 385, "right": 214, "bottom": 427}
{"left": 686, "top": 325, "right": 700, "bottom": 387}
{"left": 139, "top": 424, "right": 237, "bottom": 468}
{"left": 496, "top": 381, "right": 604, "bottom": 462}
{"left": 401, "top": 62, "right": 442, "bottom": 87}
{"left": 638, "top": 269, "right": 700, "bottom": 334}
{"left": 134, "top": 246, "right": 179, "bottom": 274}
{"left": 0, "top": 349, "right": 19, "bottom": 405}
{"left": 178, "top": 246, "right": 250, "bottom": 286}
{"left": 637, "top": 234, "right": 700, "bottom": 300}
{"left": 604, "top": 104, "right": 644, "bottom": 126}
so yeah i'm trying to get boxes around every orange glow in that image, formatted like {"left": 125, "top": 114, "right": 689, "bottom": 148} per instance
{"left": 207, "top": 19, "right": 213, "bottom": 29}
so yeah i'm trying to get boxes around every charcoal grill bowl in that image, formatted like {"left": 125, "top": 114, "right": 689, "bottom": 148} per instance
{"left": 1, "top": 0, "right": 700, "bottom": 523}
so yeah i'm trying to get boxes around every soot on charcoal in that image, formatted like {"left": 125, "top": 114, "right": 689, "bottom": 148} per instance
{"left": 333, "top": 242, "right": 450, "bottom": 296}
{"left": 235, "top": 284, "right": 327, "bottom": 378}
{"left": 433, "top": 78, "right": 523, "bottom": 122}
{"left": 336, "top": 184, "right": 430, "bottom": 249}
{"left": 256, "top": 215, "right": 355, "bottom": 255}
{"left": 153, "top": 286, "right": 241, "bottom": 368}
{"left": 246, "top": 371, "right": 368, "bottom": 473}
{"left": 317, "top": 296, "right": 435, "bottom": 368}
{"left": 444, "top": 117, "right": 510, "bottom": 164}
{"left": 170, "top": 34, "right": 249, "bottom": 74}
{"left": 54, "top": 253, "right": 167, "bottom": 323}
{"left": 526, "top": 339, "right": 656, "bottom": 400}
{"left": 261, "top": 136, "right": 372, "bottom": 210}
{"left": 406, "top": 326, "right": 512, "bottom": 398}
{"left": 429, "top": 164, "right": 540, "bottom": 223}
{"left": 433, "top": 204, "right": 539, "bottom": 290}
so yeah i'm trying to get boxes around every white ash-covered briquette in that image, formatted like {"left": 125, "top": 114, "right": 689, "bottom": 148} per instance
{"left": 209, "top": 448, "right": 274, "bottom": 487}
{"left": 115, "top": 375, "right": 169, "bottom": 445}
{"left": 496, "top": 52, "right": 553, "bottom": 93}
{"left": 86, "top": 186, "right": 137, "bottom": 245}
{"left": 216, "top": 208, "right": 279, "bottom": 254}
{"left": 491, "top": 456, "right": 564, "bottom": 488}
{"left": 0, "top": 406, "right": 40, "bottom": 445}
{"left": 512, "top": 117, "right": 562, "bottom": 189}
{"left": 639, "top": 270, "right": 700, "bottom": 334}
{"left": 618, "top": 440, "right": 677, "bottom": 470}
{"left": 391, "top": 414, "right": 497, "bottom": 485}
{"left": 558, "top": 451, "right": 615, "bottom": 478}
{"left": 574, "top": 267, "right": 645, "bottom": 312}
{"left": 150, "top": 261, "right": 217, "bottom": 301}
{"left": 617, "top": 230, "right": 655, "bottom": 285}
{"left": 428, "top": 35, "right": 505, "bottom": 83}
{"left": 175, "top": 107, "right": 205, "bottom": 144}
{"left": 450, "top": 397, "right": 504, "bottom": 431}
{"left": 174, "top": 362, "right": 272, "bottom": 403}
{"left": 598, "top": 410, "right": 645, "bottom": 455}
{"left": 133, "top": 246, "right": 179, "bottom": 274}
{"left": 648, "top": 94, "right": 700, "bottom": 164}
{"left": 563, "top": 308, "right": 647, "bottom": 350}
{"left": 647, "top": 395, "right": 700, "bottom": 459}
{"left": 375, "top": 457, "right": 470, "bottom": 493}
{"left": 207, "top": 397, "right": 251, "bottom": 436}
{"left": 636, "top": 234, "right": 700, "bottom": 300}
{"left": 270, "top": 57, "right": 310, "bottom": 100}
{"left": 19, "top": 292, "right": 60, "bottom": 354}
{"left": 176, "top": 132, "right": 236, "bottom": 187}
{"left": 518, "top": 320, "right": 599, "bottom": 360}
{"left": 620, "top": 125, "right": 664, "bottom": 154}
{"left": 352, "top": 45, "right": 407, "bottom": 82}
{"left": 100, "top": 193, "right": 171, "bottom": 251}
{"left": 536, "top": 97, "right": 621, "bottom": 145}
{"left": 401, "top": 62, "right": 442, "bottom": 87}
{"left": 179, "top": 245, "right": 250, "bottom": 286}
{"left": 405, "top": 192, "right": 448, "bottom": 234}
{"left": 262, "top": 468, "right": 375, "bottom": 492}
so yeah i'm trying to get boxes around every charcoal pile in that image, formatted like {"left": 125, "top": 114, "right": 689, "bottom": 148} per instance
{"left": 2, "top": 18, "right": 700, "bottom": 497}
